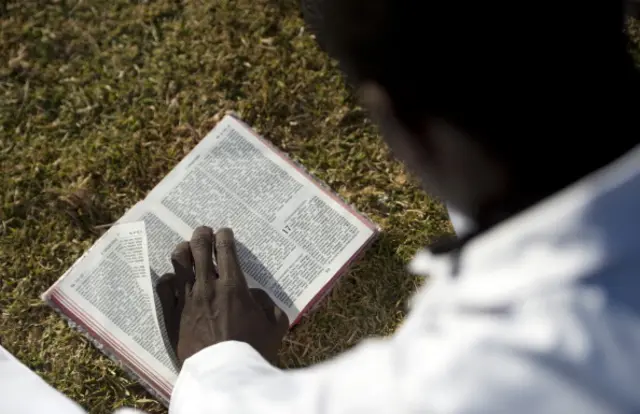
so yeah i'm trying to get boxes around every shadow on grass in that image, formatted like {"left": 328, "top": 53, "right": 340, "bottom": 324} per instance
{"left": 281, "top": 230, "right": 418, "bottom": 367}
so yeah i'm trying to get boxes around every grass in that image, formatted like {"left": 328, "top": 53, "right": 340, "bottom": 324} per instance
{"left": 0, "top": 1, "right": 452, "bottom": 412}
{"left": 2, "top": 1, "right": 639, "bottom": 413}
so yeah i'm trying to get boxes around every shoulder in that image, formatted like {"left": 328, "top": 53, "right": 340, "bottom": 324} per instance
{"left": 396, "top": 280, "right": 640, "bottom": 413}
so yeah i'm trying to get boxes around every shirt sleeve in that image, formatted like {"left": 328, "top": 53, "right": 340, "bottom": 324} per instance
{"left": 168, "top": 335, "right": 614, "bottom": 414}
{"left": 0, "top": 346, "right": 87, "bottom": 414}
{"left": 169, "top": 339, "right": 404, "bottom": 414}
{"left": 169, "top": 293, "right": 630, "bottom": 414}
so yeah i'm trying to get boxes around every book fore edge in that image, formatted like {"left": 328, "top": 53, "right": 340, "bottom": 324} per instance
{"left": 44, "top": 294, "right": 172, "bottom": 407}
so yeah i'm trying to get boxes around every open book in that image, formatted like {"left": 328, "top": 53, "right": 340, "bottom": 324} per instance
{"left": 43, "top": 115, "right": 378, "bottom": 404}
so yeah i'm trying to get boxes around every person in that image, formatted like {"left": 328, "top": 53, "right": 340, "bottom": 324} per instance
{"left": 158, "top": 0, "right": 640, "bottom": 413}
{"left": 2, "top": 0, "right": 639, "bottom": 413}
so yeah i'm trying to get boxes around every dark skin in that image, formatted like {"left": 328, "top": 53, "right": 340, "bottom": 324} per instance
{"left": 156, "top": 227, "right": 288, "bottom": 366}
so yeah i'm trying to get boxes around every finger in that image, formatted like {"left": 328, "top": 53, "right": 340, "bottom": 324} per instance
{"left": 156, "top": 273, "right": 186, "bottom": 354}
{"left": 190, "top": 226, "right": 216, "bottom": 296}
{"left": 171, "top": 241, "right": 192, "bottom": 272}
{"left": 171, "top": 241, "right": 195, "bottom": 291}
{"left": 215, "top": 228, "right": 246, "bottom": 287}
{"left": 250, "top": 288, "right": 290, "bottom": 332}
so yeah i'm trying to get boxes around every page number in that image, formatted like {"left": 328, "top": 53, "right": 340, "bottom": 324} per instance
{"left": 282, "top": 225, "right": 292, "bottom": 235}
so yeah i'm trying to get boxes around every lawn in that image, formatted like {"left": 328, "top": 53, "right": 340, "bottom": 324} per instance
{"left": 0, "top": 1, "right": 452, "bottom": 412}
{"left": 1, "top": 1, "right": 639, "bottom": 413}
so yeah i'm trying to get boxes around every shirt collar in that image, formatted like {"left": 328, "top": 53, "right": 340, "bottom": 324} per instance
{"left": 410, "top": 144, "right": 640, "bottom": 306}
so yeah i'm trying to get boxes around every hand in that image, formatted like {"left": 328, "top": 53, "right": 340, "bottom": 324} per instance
{"left": 156, "top": 226, "right": 289, "bottom": 367}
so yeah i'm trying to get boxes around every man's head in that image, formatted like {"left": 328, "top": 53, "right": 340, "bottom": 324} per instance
{"left": 318, "top": 0, "right": 639, "bottom": 228}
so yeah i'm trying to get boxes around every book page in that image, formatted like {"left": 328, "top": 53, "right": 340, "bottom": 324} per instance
{"left": 122, "top": 115, "right": 377, "bottom": 323}
{"left": 44, "top": 222, "right": 176, "bottom": 401}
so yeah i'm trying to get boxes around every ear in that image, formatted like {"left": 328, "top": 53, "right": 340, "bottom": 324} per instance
{"left": 358, "top": 82, "right": 439, "bottom": 192}
{"left": 359, "top": 82, "right": 395, "bottom": 126}
{"left": 358, "top": 82, "right": 432, "bottom": 174}
{"left": 358, "top": 82, "right": 508, "bottom": 223}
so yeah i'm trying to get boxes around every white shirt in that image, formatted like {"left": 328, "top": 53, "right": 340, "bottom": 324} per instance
{"left": 447, "top": 204, "right": 475, "bottom": 236}
{"left": 2, "top": 145, "right": 639, "bottom": 413}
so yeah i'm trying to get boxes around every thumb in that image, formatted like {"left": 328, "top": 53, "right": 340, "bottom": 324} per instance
{"left": 156, "top": 272, "right": 186, "bottom": 356}
{"left": 250, "top": 288, "right": 289, "bottom": 333}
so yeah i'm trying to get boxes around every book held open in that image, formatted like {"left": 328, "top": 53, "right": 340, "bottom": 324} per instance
{"left": 43, "top": 115, "right": 378, "bottom": 405}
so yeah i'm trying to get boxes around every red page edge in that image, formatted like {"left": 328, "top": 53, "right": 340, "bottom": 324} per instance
{"left": 46, "top": 291, "right": 173, "bottom": 405}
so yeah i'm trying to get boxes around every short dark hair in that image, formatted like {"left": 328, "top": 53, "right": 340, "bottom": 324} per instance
{"left": 319, "top": 0, "right": 638, "bottom": 188}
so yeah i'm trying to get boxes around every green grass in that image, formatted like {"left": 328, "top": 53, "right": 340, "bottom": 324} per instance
{"left": 0, "top": 1, "right": 452, "bottom": 412}
{"left": 2, "top": 1, "right": 639, "bottom": 412}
